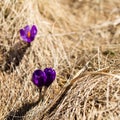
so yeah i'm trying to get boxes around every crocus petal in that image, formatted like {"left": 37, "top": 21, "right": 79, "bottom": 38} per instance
{"left": 20, "top": 29, "right": 28, "bottom": 42}
{"left": 20, "top": 29, "right": 25, "bottom": 36}
{"left": 31, "top": 25, "right": 37, "bottom": 36}
{"left": 24, "top": 25, "right": 31, "bottom": 35}
{"left": 30, "top": 36, "right": 35, "bottom": 42}
{"left": 44, "top": 68, "right": 56, "bottom": 87}
{"left": 26, "top": 37, "right": 33, "bottom": 43}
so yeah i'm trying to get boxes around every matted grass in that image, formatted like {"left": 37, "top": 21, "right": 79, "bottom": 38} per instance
{"left": 0, "top": 0, "right": 120, "bottom": 120}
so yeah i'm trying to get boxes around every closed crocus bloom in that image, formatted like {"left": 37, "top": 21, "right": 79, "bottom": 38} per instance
{"left": 20, "top": 25, "right": 37, "bottom": 43}
{"left": 44, "top": 68, "right": 56, "bottom": 87}
{"left": 32, "top": 69, "right": 47, "bottom": 87}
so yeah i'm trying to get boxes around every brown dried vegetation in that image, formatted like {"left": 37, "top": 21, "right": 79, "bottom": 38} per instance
{"left": 0, "top": 0, "right": 120, "bottom": 120}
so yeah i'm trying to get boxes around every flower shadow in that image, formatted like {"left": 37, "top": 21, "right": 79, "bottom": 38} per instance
{"left": 5, "top": 98, "right": 40, "bottom": 120}
{"left": 2, "top": 41, "right": 30, "bottom": 73}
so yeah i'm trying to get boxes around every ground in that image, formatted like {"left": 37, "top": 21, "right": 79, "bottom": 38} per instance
{"left": 0, "top": 0, "right": 120, "bottom": 120}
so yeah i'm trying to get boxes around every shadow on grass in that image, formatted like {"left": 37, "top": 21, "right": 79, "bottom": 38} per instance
{"left": 5, "top": 98, "right": 40, "bottom": 120}
{"left": 2, "top": 41, "right": 30, "bottom": 73}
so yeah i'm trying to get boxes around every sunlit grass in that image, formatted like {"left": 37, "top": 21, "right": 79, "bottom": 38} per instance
{"left": 0, "top": 0, "right": 120, "bottom": 119}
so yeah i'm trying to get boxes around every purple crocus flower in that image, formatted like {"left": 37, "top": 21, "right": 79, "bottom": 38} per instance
{"left": 44, "top": 68, "right": 56, "bottom": 87}
{"left": 32, "top": 69, "right": 47, "bottom": 87}
{"left": 20, "top": 25, "right": 37, "bottom": 43}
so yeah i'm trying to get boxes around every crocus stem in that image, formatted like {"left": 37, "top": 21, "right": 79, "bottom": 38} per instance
{"left": 38, "top": 87, "right": 42, "bottom": 101}
{"left": 44, "top": 87, "right": 48, "bottom": 95}
{"left": 41, "top": 87, "right": 48, "bottom": 101}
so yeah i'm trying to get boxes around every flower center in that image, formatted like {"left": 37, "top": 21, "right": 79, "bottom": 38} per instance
{"left": 27, "top": 31, "right": 31, "bottom": 38}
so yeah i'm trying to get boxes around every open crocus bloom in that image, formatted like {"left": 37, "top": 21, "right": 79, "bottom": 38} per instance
{"left": 20, "top": 25, "right": 37, "bottom": 43}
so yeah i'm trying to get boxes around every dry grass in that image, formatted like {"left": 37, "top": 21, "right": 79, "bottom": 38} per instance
{"left": 0, "top": 0, "right": 120, "bottom": 120}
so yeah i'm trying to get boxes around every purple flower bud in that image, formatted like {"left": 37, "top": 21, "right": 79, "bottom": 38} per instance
{"left": 44, "top": 68, "right": 56, "bottom": 87}
{"left": 20, "top": 25, "right": 37, "bottom": 43}
{"left": 32, "top": 69, "right": 47, "bottom": 87}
